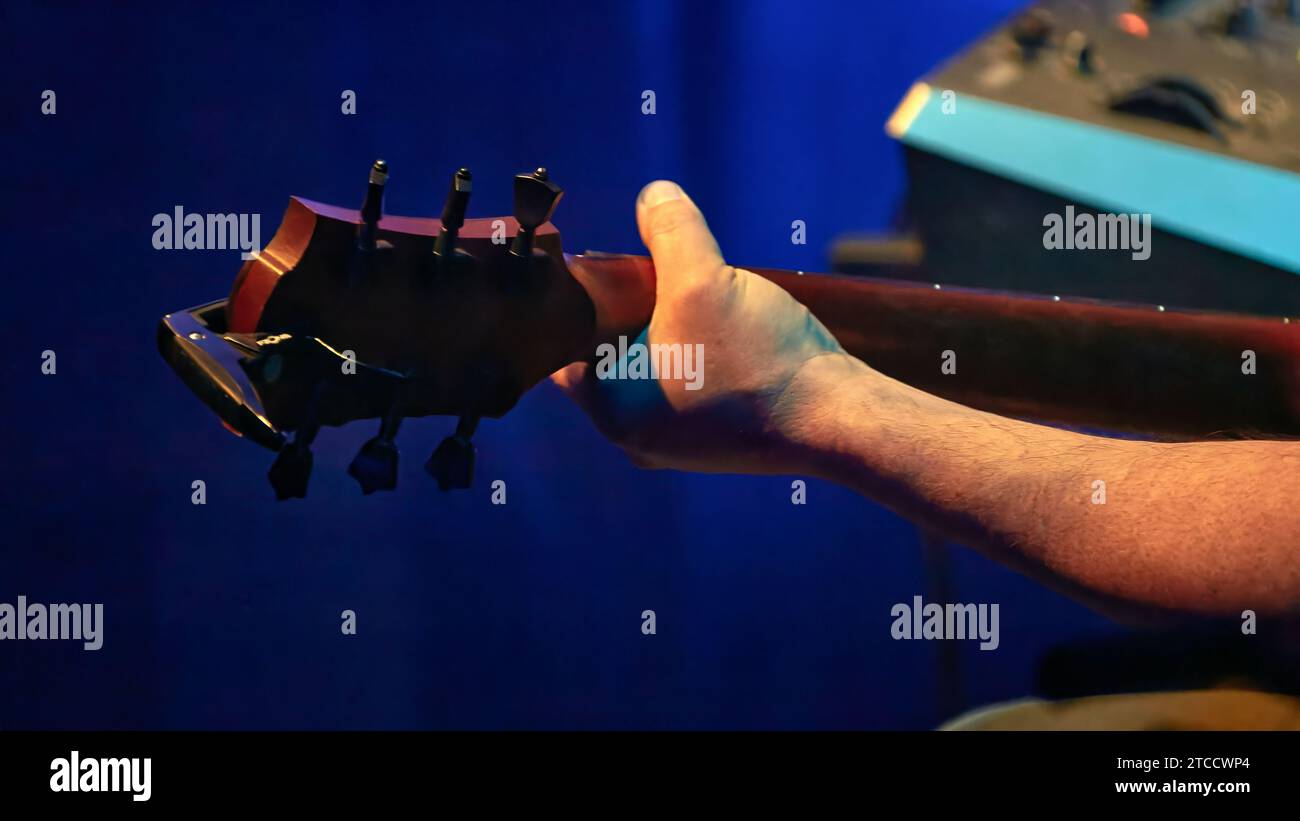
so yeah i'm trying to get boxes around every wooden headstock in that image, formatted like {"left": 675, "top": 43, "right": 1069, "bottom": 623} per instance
{"left": 159, "top": 163, "right": 596, "bottom": 498}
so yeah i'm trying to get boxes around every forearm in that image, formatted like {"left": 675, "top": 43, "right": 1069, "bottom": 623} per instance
{"left": 781, "top": 354, "right": 1300, "bottom": 620}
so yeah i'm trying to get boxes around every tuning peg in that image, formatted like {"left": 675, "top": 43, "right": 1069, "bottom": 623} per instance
{"left": 425, "top": 414, "right": 478, "bottom": 490}
{"left": 349, "top": 159, "right": 392, "bottom": 285}
{"left": 347, "top": 409, "right": 403, "bottom": 494}
{"left": 357, "top": 159, "right": 388, "bottom": 252}
{"left": 434, "top": 167, "right": 472, "bottom": 259}
{"left": 268, "top": 440, "right": 313, "bottom": 500}
{"left": 267, "top": 394, "right": 322, "bottom": 500}
{"left": 510, "top": 168, "right": 563, "bottom": 258}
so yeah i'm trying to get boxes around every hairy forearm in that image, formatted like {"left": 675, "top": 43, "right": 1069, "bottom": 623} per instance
{"left": 780, "top": 354, "right": 1300, "bottom": 620}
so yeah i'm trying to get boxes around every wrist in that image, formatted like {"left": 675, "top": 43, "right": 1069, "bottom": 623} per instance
{"left": 768, "top": 352, "right": 884, "bottom": 482}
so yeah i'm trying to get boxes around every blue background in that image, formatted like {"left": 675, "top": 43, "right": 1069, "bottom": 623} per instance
{"left": 2, "top": 0, "right": 1115, "bottom": 729}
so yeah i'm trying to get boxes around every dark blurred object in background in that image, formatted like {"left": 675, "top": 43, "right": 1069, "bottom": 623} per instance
{"left": 837, "top": 0, "right": 1300, "bottom": 316}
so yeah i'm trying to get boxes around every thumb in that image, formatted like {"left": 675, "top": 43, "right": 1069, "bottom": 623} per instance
{"left": 636, "top": 180, "right": 728, "bottom": 300}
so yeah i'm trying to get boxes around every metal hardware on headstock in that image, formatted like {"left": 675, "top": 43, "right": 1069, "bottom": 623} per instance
{"left": 433, "top": 167, "right": 472, "bottom": 260}
{"left": 426, "top": 413, "right": 478, "bottom": 491}
{"left": 358, "top": 159, "right": 389, "bottom": 252}
{"left": 348, "top": 398, "right": 404, "bottom": 495}
{"left": 425, "top": 166, "right": 481, "bottom": 492}
{"left": 158, "top": 160, "right": 596, "bottom": 500}
{"left": 510, "top": 168, "right": 563, "bottom": 259}
{"left": 347, "top": 159, "right": 394, "bottom": 286}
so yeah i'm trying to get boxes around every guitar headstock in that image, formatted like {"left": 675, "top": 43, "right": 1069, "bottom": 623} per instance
{"left": 159, "top": 162, "right": 596, "bottom": 499}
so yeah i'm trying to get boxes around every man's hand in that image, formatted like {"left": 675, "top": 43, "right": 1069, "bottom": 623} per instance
{"left": 552, "top": 180, "right": 851, "bottom": 475}
{"left": 552, "top": 180, "right": 1300, "bottom": 620}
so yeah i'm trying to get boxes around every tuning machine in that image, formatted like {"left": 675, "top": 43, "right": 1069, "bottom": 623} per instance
{"left": 267, "top": 384, "right": 324, "bottom": 500}
{"left": 426, "top": 414, "right": 478, "bottom": 491}
{"left": 434, "top": 167, "right": 473, "bottom": 266}
{"left": 349, "top": 159, "right": 394, "bottom": 284}
{"left": 348, "top": 403, "right": 404, "bottom": 495}
{"left": 511, "top": 167, "right": 563, "bottom": 259}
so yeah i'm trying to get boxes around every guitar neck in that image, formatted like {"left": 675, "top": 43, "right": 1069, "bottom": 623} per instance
{"left": 568, "top": 253, "right": 1300, "bottom": 440}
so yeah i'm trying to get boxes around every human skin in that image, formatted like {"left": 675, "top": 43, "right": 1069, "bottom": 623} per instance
{"left": 552, "top": 181, "right": 1300, "bottom": 623}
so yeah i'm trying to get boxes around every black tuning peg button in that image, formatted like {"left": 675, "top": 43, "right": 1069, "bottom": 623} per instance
{"left": 358, "top": 159, "right": 388, "bottom": 252}
{"left": 268, "top": 386, "right": 323, "bottom": 500}
{"left": 434, "top": 167, "right": 472, "bottom": 259}
{"left": 268, "top": 428, "right": 319, "bottom": 500}
{"left": 347, "top": 409, "right": 403, "bottom": 495}
{"left": 268, "top": 440, "right": 314, "bottom": 500}
{"left": 425, "top": 415, "right": 478, "bottom": 490}
{"left": 511, "top": 168, "right": 563, "bottom": 258}
{"left": 349, "top": 159, "right": 392, "bottom": 286}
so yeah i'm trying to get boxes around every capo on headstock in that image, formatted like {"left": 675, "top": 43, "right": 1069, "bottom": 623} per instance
{"left": 158, "top": 300, "right": 412, "bottom": 498}
{"left": 158, "top": 161, "right": 597, "bottom": 500}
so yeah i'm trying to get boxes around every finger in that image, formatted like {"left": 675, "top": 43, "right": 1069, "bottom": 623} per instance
{"left": 635, "top": 180, "right": 728, "bottom": 299}
{"left": 549, "top": 360, "right": 636, "bottom": 449}
{"left": 550, "top": 361, "right": 592, "bottom": 404}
